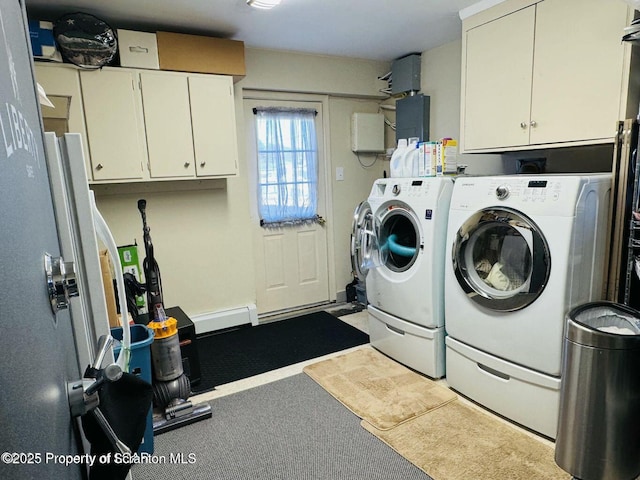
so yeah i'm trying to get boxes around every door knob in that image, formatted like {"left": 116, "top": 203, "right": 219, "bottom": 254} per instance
{"left": 184, "top": 162, "right": 191, "bottom": 168}
{"left": 530, "top": 120, "right": 537, "bottom": 128}
{"left": 200, "top": 162, "right": 206, "bottom": 167}
{"left": 520, "top": 122, "right": 527, "bottom": 129}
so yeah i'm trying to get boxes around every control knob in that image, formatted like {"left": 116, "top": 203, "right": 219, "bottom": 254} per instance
{"left": 495, "top": 185, "right": 510, "bottom": 200}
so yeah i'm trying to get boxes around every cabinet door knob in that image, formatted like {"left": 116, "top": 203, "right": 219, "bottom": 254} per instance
{"left": 200, "top": 162, "right": 206, "bottom": 167}
{"left": 184, "top": 162, "right": 190, "bottom": 168}
{"left": 96, "top": 163, "right": 103, "bottom": 170}
{"left": 520, "top": 122, "right": 527, "bottom": 129}
{"left": 530, "top": 120, "right": 537, "bottom": 128}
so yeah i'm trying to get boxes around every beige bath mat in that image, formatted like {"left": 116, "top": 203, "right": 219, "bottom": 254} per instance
{"left": 362, "top": 400, "right": 568, "bottom": 480}
{"left": 303, "top": 347, "right": 457, "bottom": 430}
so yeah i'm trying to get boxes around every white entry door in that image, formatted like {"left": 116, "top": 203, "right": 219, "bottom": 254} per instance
{"left": 245, "top": 98, "right": 330, "bottom": 315}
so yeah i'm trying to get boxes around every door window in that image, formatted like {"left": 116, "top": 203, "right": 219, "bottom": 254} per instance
{"left": 453, "top": 208, "right": 550, "bottom": 311}
{"left": 378, "top": 206, "right": 420, "bottom": 273}
{"left": 466, "top": 222, "right": 532, "bottom": 295}
{"left": 253, "top": 107, "right": 319, "bottom": 226}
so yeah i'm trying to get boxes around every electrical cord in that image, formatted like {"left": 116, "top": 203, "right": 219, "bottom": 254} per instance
{"left": 356, "top": 152, "right": 380, "bottom": 168}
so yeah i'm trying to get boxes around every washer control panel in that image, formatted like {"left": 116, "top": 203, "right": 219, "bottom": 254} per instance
{"left": 371, "top": 179, "right": 434, "bottom": 199}
{"left": 403, "top": 179, "right": 433, "bottom": 198}
{"left": 488, "top": 179, "right": 561, "bottom": 203}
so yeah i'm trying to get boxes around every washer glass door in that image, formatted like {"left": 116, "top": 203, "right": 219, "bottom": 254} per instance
{"left": 350, "top": 201, "right": 374, "bottom": 281}
{"left": 453, "top": 207, "right": 550, "bottom": 311}
{"left": 377, "top": 204, "right": 421, "bottom": 273}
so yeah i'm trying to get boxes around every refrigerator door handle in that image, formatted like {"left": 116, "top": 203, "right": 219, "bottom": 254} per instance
{"left": 44, "top": 253, "right": 79, "bottom": 314}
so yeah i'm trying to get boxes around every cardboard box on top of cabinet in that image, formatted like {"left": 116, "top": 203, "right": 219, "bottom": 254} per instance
{"left": 156, "top": 31, "right": 246, "bottom": 79}
{"left": 117, "top": 29, "right": 159, "bottom": 69}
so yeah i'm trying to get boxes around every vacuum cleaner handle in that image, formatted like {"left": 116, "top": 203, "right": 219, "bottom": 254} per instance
{"left": 137, "top": 199, "right": 147, "bottom": 223}
{"left": 138, "top": 198, "right": 164, "bottom": 318}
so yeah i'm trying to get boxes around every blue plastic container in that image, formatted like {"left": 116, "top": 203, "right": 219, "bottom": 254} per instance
{"left": 111, "top": 324, "right": 154, "bottom": 454}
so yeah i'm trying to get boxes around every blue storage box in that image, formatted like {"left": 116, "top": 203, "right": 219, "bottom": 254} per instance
{"left": 28, "top": 20, "right": 62, "bottom": 62}
{"left": 111, "top": 324, "right": 154, "bottom": 454}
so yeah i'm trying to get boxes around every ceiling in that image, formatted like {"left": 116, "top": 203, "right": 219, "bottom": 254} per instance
{"left": 25, "top": 0, "right": 484, "bottom": 62}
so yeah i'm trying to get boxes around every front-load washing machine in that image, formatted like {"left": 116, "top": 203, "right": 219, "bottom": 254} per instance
{"left": 444, "top": 174, "right": 611, "bottom": 438}
{"left": 354, "top": 177, "right": 453, "bottom": 378}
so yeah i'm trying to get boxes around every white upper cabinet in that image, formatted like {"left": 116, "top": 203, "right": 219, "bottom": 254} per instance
{"left": 34, "top": 63, "right": 92, "bottom": 178}
{"left": 461, "top": 0, "right": 636, "bottom": 153}
{"left": 190, "top": 75, "right": 239, "bottom": 177}
{"left": 36, "top": 64, "right": 239, "bottom": 183}
{"left": 80, "top": 68, "right": 147, "bottom": 181}
{"left": 463, "top": 6, "right": 535, "bottom": 150}
{"left": 140, "top": 72, "right": 196, "bottom": 179}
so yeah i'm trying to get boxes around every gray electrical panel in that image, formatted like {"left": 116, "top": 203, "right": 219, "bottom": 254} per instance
{"left": 396, "top": 94, "right": 430, "bottom": 143}
{"left": 392, "top": 54, "right": 421, "bottom": 95}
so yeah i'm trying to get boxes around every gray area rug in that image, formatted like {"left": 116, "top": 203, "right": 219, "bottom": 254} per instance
{"left": 132, "top": 374, "right": 430, "bottom": 480}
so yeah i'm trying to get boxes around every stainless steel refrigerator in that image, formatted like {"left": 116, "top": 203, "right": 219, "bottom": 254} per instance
{"left": 0, "top": 0, "right": 112, "bottom": 477}
{"left": 44, "top": 132, "right": 112, "bottom": 369}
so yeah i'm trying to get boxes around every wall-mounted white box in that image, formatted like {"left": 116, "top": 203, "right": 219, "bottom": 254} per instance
{"left": 117, "top": 29, "right": 159, "bottom": 69}
{"left": 351, "top": 113, "right": 385, "bottom": 153}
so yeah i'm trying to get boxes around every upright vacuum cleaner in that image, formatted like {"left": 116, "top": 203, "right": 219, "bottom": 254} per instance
{"left": 137, "top": 199, "right": 212, "bottom": 434}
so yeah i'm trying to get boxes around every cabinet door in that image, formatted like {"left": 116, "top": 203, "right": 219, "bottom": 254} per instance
{"left": 530, "top": 0, "right": 629, "bottom": 145}
{"left": 463, "top": 6, "right": 535, "bottom": 150}
{"left": 140, "top": 72, "right": 196, "bottom": 179}
{"left": 189, "top": 75, "right": 239, "bottom": 177}
{"left": 80, "top": 69, "right": 146, "bottom": 181}
{"left": 35, "top": 65, "right": 92, "bottom": 178}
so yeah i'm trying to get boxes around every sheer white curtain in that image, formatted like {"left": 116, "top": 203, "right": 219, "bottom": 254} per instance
{"left": 254, "top": 107, "right": 319, "bottom": 225}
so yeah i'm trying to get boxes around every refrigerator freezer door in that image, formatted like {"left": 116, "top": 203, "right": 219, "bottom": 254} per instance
{"left": 0, "top": 0, "right": 87, "bottom": 476}
{"left": 44, "top": 132, "right": 112, "bottom": 370}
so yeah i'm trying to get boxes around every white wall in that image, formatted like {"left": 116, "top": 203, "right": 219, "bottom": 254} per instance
{"left": 94, "top": 48, "right": 390, "bottom": 321}
{"left": 93, "top": 39, "right": 532, "bottom": 321}
{"left": 94, "top": 181, "right": 254, "bottom": 316}
{"left": 328, "top": 97, "right": 388, "bottom": 297}
{"left": 241, "top": 48, "right": 389, "bottom": 97}
{"left": 420, "top": 39, "right": 510, "bottom": 175}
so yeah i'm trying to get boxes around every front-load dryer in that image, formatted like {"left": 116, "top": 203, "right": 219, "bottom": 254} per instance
{"left": 357, "top": 177, "right": 453, "bottom": 378}
{"left": 444, "top": 174, "right": 611, "bottom": 438}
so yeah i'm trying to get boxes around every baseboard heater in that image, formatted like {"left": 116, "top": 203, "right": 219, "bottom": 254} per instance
{"left": 190, "top": 304, "right": 258, "bottom": 335}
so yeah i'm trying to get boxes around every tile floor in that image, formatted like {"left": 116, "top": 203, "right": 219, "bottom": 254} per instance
{"left": 190, "top": 308, "right": 554, "bottom": 450}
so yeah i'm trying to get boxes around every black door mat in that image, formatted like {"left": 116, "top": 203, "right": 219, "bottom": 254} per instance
{"left": 191, "top": 311, "right": 369, "bottom": 394}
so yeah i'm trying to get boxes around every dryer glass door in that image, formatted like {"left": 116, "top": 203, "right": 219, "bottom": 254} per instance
{"left": 377, "top": 205, "right": 421, "bottom": 273}
{"left": 453, "top": 207, "right": 550, "bottom": 311}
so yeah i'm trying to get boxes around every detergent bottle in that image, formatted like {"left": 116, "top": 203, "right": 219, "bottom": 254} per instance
{"left": 403, "top": 138, "right": 420, "bottom": 177}
{"left": 389, "top": 139, "right": 408, "bottom": 177}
